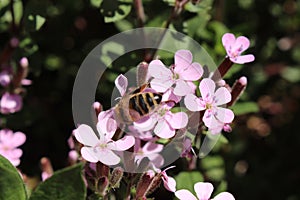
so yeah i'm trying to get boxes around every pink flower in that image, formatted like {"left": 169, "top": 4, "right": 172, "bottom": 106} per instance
{"left": 184, "top": 78, "right": 234, "bottom": 133}
{"left": 134, "top": 139, "right": 164, "bottom": 168}
{"left": 134, "top": 103, "right": 188, "bottom": 139}
{"left": 148, "top": 50, "right": 203, "bottom": 97}
{"left": 0, "top": 71, "right": 11, "bottom": 87}
{"left": 74, "top": 118, "right": 135, "bottom": 166}
{"left": 175, "top": 182, "right": 235, "bottom": 200}
{"left": 160, "top": 166, "right": 176, "bottom": 192}
{"left": 0, "top": 129, "right": 26, "bottom": 166}
{"left": 222, "top": 33, "right": 255, "bottom": 64}
{"left": 0, "top": 92, "right": 23, "bottom": 114}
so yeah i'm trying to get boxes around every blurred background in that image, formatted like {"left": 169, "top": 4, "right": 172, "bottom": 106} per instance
{"left": 0, "top": 0, "right": 299, "bottom": 199}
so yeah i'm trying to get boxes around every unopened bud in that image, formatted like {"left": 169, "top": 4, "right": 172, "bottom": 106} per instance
{"left": 10, "top": 37, "right": 19, "bottom": 48}
{"left": 136, "top": 171, "right": 155, "bottom": 199}
{"left": 96, "top": 176, "right": 109, "bottom": 196}
{"left": 93, "top": 102, "right": 102, "bottom": 116}
{"left": 19, "top": 57, "right": 29, "bottom": 68}
{"left": 146, "top": 175, "right": 162, "bottom": 196}
{"left": 227, "top": 76, "right": 248, "bottom": 106}
{"left": 110, "top": 167, "right": 124, "bottom": 188}
{"left": 136, "top": 62, "right": 149, "bottom": 87}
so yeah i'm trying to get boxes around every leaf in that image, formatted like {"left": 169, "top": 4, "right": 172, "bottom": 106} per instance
{"left": 201, "top": 155, "right": 224, "bottom": 169}
{"left": 90, "top": 0, "right": 103, "bottom": 8}
{"left": 27, "top": 14, "right": 46, "bottom": 31}
{"left": 29, "top": 163, "right": 86, "bottom": 200}
{"left": 13, "top": 0, "right": 23, "bottom": 25}
{"left": 0, "top": 155, "right": 27, "bottom": 200}
{"left": 175, "top": 171, "right": 203, "bottom": 193}
{"left": 100, "top": 0, "right": 132, "bottom": 23}
{"left": 231, "top": 102, "right": 259, "bottom": 115}
{"left": 184, "top": 0, "right": 213, "bottom": 13}
{"left": 281, "top": 66, "right": 300, "bottom": 83}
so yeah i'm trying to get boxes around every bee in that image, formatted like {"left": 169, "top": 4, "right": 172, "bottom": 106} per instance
{"left": 114, "top": 84, "right": 162, "bottom": 124}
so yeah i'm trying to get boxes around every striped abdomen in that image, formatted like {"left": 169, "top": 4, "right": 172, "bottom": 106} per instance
{"left": 129, "top": 92, "right": 162, "bottom": 119}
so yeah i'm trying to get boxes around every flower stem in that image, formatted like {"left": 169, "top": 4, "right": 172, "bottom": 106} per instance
{"left": 211, "top": 57, "right": 234, "bottom": 81}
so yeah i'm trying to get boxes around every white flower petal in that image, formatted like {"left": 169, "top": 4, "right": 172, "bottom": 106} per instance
{"left": 150, "top": 78, "right": 174, "bottom": 93}
{"left": 109, "top": 135, "right": 135, "bottom": 151}
{"left": 214, "top": 87, "right": 231, "bottom": 106}
{"left": 167, "top": 111, "right": 188, "bottom": 129}
{"left": 115, "top": 74, "right": 128, "bottom": 96}
{"left": 200, "top": 78, "right": 216, "bottom": 100}
{"left": 174, "top": 79, "right": 192, "bottom": 96}
{"left": 213, "top": 192, "right": 235, "bottom": 200}
{"left": 81, "top": 147, "right": 99, "bottom": 163}
{"left": 194, "top": 182, "right": 214, "bottom": 200}
{"left": 184, "top": 94, "right": 205, "bottom": 112}
{"left": 154, "top": 120, "right": 175, "bottom": 139}
{"left": 74, "top": 124, "right": 99, "bottom": 146}
{"left": 215, "top": 107, "right": 234, "bottom": 123}
{"left": 148, "top": 60, "right": 172, "bottom": 79}
{"left": 96, "top": 149, "right": 121, "bottom": 165}
{"left": 175, "top": 189, "right": 198, "bottom": 200}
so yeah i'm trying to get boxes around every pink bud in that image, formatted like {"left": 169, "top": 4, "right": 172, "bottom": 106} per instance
{"left": 19, "top": 57, "right": 29, "bottom": 68}
{"left": 10, "top": 37, "right": 19, "bottom": 48}
{"left": 239, "top": 76, "right": 247, "bottom": 85}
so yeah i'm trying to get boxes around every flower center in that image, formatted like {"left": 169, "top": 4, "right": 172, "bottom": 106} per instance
{"left": 172, "top": 73, "right": 179, "bottom": 80}
{"left": 206, "top": 103, "right": 213, "bottom": 110}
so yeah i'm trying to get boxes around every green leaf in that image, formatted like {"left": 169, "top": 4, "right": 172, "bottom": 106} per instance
{"left": 0, "top": 155, "right": 27, "bottom": 200}
{"left": 100, "top": 0, "right": 132, "bottom": 23}
{"left": 184, "top": 0, "right": 213, "bottom": 13}
{"left": 90, "top": 0, "right": 103, "bottom": 8}
{"left": 201, "top": 155, "right": 224, "bottom": 169}
{"left": 29, "top": 163, "right": 86, "bottom": 200}
{"left": 175, "top": 171, "right": 203, "bottom": 192}
{"left": 13, "top": 0, "right": 23, "bottom": 25}
{"left": 231, "top": 102, "right": 259, "bottom": 115}
{"left": 27, "top": 14, "right": 46, "bottom": 31}
{"left": 281, "top": 66, "right": 300, "bottom": 83}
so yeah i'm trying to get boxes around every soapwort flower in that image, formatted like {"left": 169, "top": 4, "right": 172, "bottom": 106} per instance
{"left": 0, "top": 129, "right": 26, "bottom": 166}
{"left": 184, "top": 78, "right": 234, "bottom": 133}
{"left": 175, "top": 182, "right": 235, "bottom": 200}
{"left": 148, "top": 50, "right": 203, "bottom": 97}
{"left": 74, "top": 118, "right": 135, "bottom": 165}
{"left": 222, "top": 33, "right": 255, "bottom": 64}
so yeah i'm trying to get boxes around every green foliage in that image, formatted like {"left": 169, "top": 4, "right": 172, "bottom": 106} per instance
{"left": 201, "top": 156, "right": 225, "bottom": 182}
{"left": 0, "top": 155, "right": 27, "bottom": 200}
{"left": 231, "top": 102, "right": 259, "bottom": 115}
{"left": 175, "top": 171, "right": 203, "bottom": 192}
{"left": 99, "top": 0, "right": 132, "bottom": 23}
{"left": 29, "top": 163, "right": 86, "bottom": 200}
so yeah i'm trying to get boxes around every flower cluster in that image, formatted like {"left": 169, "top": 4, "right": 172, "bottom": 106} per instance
{"left": 0, "top": 57, "right": 31, "bottom": 114}
{"left": 0, "top": 129, "right": 26, "bottom": 166}
{"left": 72, "top": 32, "right": 254, "bottom": 199}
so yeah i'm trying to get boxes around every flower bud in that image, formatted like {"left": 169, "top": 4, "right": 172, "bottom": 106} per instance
{"left": 211, "top": 57, "right": 234, "bottom": 81}
{"left": 136, "top": 170, "right": 155, "bottom": 199}
{"left": 136, "top": 61, "right": 149, "bottom": 86}
{"left": 227, "top": 76, "right": 247, "bottom": 106}
{"left": 110, "top": 167, "right": 124, "bottom": 188}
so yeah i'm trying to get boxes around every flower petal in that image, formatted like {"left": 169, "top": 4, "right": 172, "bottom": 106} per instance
{"left": 115, "top": 74, "right": 128, "bottom": 96}
{"left": 81, "top": 147, "right": 99, "bottom": 163}
{"left": 142, "top": 142, "right": 163, "bottom": 154}
{"left": 213, "top": 192, "right": 235, "bottom": 200}
{"left": 203, "top": 110, "right": 219, "bottom": 129}
{"left": 150, "top": 78, "right": 174, "bottom": 93}
{"left": 163, "top": 176, "right": 176, "bottom": 192}
{"left": 215, "top": 107, "right": 234, "bottom": 123}
{"left": 97, "top": 118, "right": 117, "bottom": 139}
{"left": 148, "top": 60, "right": 172, "bottom": 79}
{"left": 162, "top": 89, "right": 181, "bottom": 103}
{"left": 232, "top": 54, "right": 255, "bottom": 64}
{"left": 222, "top": 33, "right": 235, "bottom": 53}
{"left": 174, "top": 50, "right": 193, "bottom": 72}
{"left": 166, "top": 111, "right": 188, "bottom": 129}
{"left": 233, "top": 36, "right": 250, "bottom": 53}
{"left": 147, "top": 153, "right": 164, "bottom": 167}
{"left": 200, "top": 78, "right": 216, "bottom": 100}
{"left": 194, "top": 182, "right": 214, "bottom": 200}
{"left": 214, "top": 87, "right": 231, "bottom": 106}
{"left": 96, "top": 148, "right": 121, "bottom": 165}
{"left": 174, "top": 79, "right": 193, "bottom": 96}
{"left": 74, "top": 124, "right": 99, "bottom": 146}
{"left": 184, "top": 94, "right": 205, "bottom": 112}
{"left": 109, "top": 135, "right": 135, "bottom": 151}
{"left": 154, "top": 120, "right": 175, "bottom": 139}
{"left": 175, "top": 189, "right": 198, "bottom": 200}
{"left": 179, "top": 62, "right": 203, "bottom": 81}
